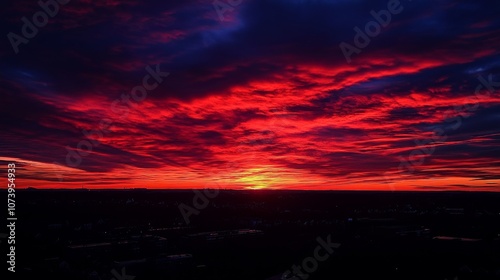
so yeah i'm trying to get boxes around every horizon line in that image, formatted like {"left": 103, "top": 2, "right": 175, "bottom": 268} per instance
{"left": 3, "top": 187, "right": 500, "bottom": 193}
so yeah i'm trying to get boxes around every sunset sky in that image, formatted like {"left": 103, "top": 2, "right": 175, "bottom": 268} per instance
{"left": 1, "top": 0, "right": 499, "bottom": 191}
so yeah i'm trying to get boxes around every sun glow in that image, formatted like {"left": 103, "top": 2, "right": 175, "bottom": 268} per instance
{"left": 235, "top": 167, "right": 285, "bottom": 190}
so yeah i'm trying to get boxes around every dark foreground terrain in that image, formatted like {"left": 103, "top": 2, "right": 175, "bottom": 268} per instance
{"left": 3, "top": 189, "right": 500, "bottom": 280}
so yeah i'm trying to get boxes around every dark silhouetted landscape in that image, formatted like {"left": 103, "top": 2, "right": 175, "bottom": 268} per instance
{"left": 9, "top": 189, "right": 500, "bottom": 279}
